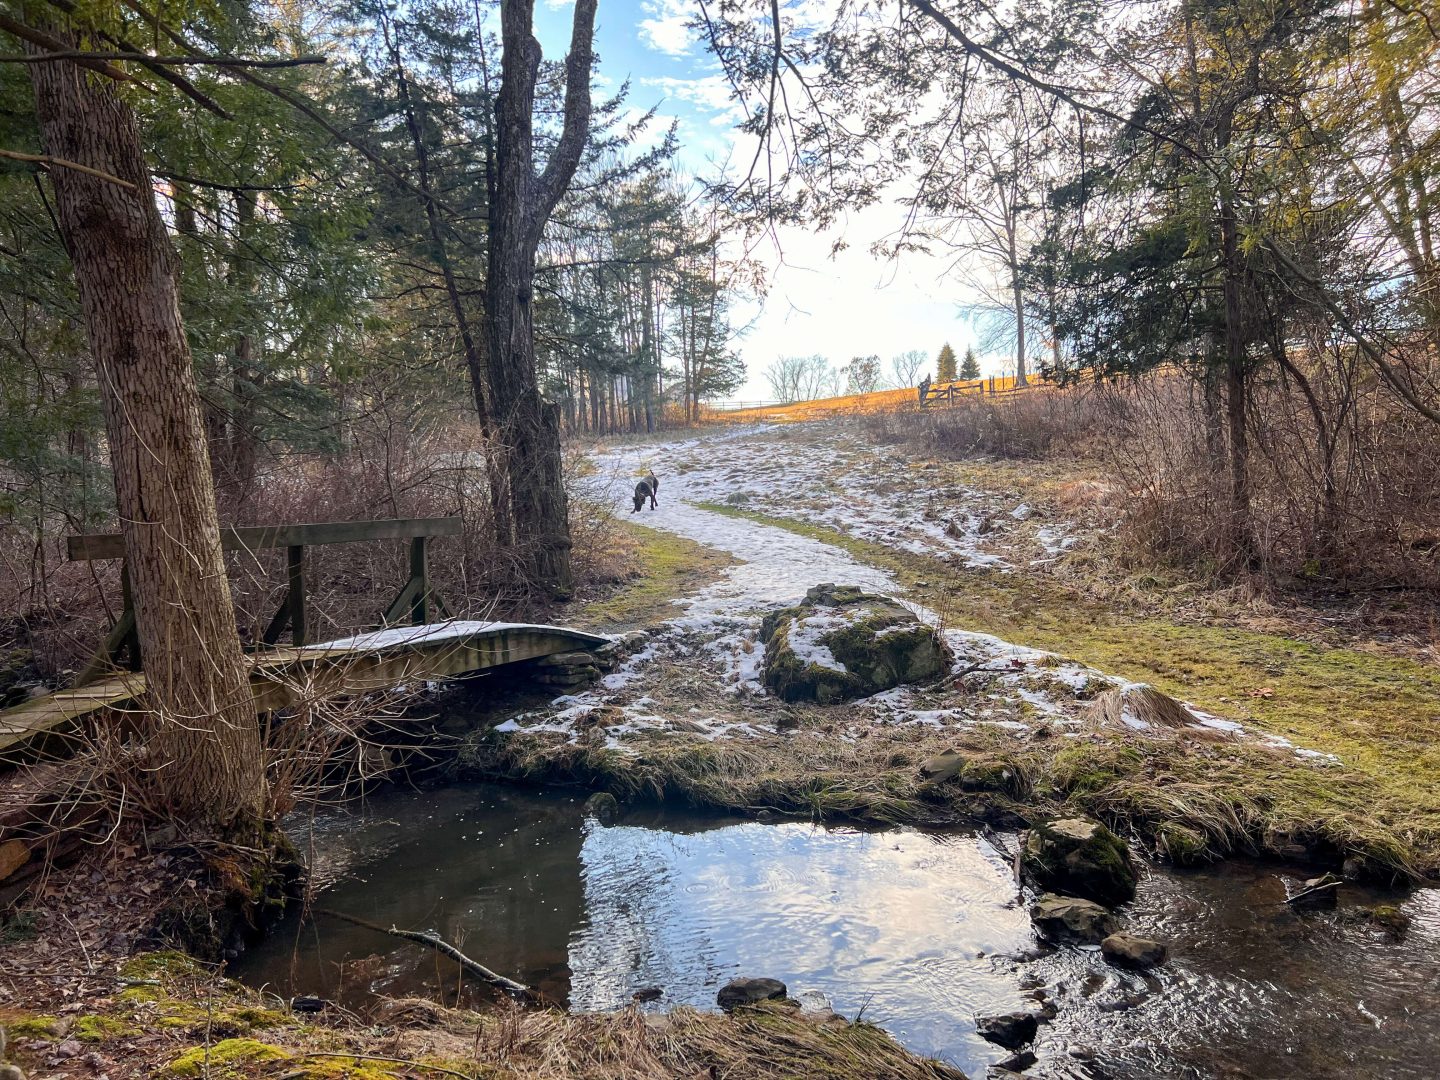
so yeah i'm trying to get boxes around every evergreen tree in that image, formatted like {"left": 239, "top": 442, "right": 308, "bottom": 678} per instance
{"left": 936, "top": 342, "right": 958, "bottom": 382}
{"left": 959, "top": 346, "right": 981, "bottom": 380}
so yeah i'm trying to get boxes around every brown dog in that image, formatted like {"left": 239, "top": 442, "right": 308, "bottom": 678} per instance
{"left": 632, "top": 472, "right": 659, "bottom": 512}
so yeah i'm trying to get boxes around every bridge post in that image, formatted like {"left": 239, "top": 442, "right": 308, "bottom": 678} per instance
{"left": 409, "top": 536, "right": 429, "bottom": 626}
{"left": 261, "top": 545, "right": 308, "bottom": 647}
{"left": 287, "top": 545, "right": 307, "bottom": 646}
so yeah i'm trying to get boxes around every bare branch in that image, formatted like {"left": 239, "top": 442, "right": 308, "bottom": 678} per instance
{"left": 0, "top": 12, "right": 133, "bottom": 81}
{"left": 0, "top": 147, "right": 138, "bottom": 190}
{"left": 0, "top": 50, "right": 325, "bottom": 68}
{"left": 532, "top": 0, "right": 598, "bottom": 238}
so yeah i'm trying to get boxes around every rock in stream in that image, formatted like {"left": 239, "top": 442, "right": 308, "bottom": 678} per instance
{"left": 1021, "top": 818, "right": 1137, "bottom": 906}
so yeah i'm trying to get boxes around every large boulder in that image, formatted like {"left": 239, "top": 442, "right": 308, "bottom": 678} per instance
{"left": 1021, "top": 818, "right": 1137, "bottom": 906}
{"left": 759, "top": 584, "right": 949, "bottom": 704}
{"left": 1030, "top": 893, "right": 1118, "bottom": 944}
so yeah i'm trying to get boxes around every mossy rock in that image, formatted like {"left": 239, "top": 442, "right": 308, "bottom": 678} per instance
{"left": 5, "top": 1015, "right": 60, "bottom": 1039}
{"left": 760, "top": 584, "right": 949, "bottom": 704}
{"left": 1022, "top": 817, "right": 1138, "bottom": 906}
{"left": 1359, "top": 904, "right": 1411, "bottom": 937}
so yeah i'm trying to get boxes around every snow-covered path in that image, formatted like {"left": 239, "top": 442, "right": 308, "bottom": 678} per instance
{"left": 499, "top": 424, "right": 1332, "bottom": 761}
{"left": 596, "top": 427, "right": 899, "bottom": 612}
{"left": 596, "top": 423, "right": 1078, "bottom": 573}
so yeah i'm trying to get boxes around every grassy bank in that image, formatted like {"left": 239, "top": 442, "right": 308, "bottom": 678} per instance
{"left": 0, "top": 949, "right": 962, "bottom": 1080}
{"left": 563, "top": 521, "right": 733, "bottom": 632}
{"left": 663, "top": 503, "right": 1440, "bottom": 876}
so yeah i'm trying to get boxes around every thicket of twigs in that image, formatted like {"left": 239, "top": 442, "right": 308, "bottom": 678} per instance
{"left": 864, "top": 362, "right": 1440, "bottom": 591}
{"left": 0, "top": 417, "right": 630, "bottom": 686}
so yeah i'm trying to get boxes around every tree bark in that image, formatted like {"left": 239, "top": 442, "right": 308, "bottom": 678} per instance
{"left": 228, "top": 191, "right": 261, "bottom": 516}
{"left": 27, "top": 39, "right": 265, "bottom": 838}
{"left": 1216, "top": 97, "right": 1254, "bottom": 567}
{"left": 486, "top": 0, "right": 593, "bottom": 601}
{"left": 1006, "top": 223, "right": 1028, "bottom": 386}
{"left": 485, "top": 0, "right": 596, "bottom": 598}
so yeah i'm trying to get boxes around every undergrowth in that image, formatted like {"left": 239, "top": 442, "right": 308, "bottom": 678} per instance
{"left": 4, "top": 950, "right": 962, "bottom": 1080}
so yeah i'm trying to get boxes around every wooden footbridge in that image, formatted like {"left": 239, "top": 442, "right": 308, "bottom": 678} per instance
{"left": 0, "top": 517, "right": 609, "bottom": 756}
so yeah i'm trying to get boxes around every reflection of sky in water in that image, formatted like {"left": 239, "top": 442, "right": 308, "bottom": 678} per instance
{"left": 568, "top": 819, "right": 1032, "bottom": 1071}
{"left": 239, "top": 784, "right": 1440, "bottom": 1080}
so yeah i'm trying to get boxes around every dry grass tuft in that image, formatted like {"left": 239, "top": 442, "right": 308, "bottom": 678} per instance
{"left": 446, "top": 1003, "right": 966, "bottom": 1080}
{"left": 1085, "top": 685, "right": 1206, "bottom": 733}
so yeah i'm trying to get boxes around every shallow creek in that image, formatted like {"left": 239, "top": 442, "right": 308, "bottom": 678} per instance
{"left": 237, "top": 783, "right": 1440, "bottom": 1080}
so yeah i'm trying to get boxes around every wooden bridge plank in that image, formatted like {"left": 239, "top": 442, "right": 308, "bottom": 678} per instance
{"left": 0, "top": 622, "right": 610, "bottom": 756}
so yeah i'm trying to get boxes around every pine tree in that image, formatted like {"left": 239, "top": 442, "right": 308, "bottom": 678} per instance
{"left": 959, "top": 346, "right": 981, "bottom": 380}
{"left": 24, "top": 13, "right": 264, "bottom": 842}
{"left": 936, "top": 342, "right": 958, "bottom": 382}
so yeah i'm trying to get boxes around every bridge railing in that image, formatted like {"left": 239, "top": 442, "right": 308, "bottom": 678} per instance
{"left": 65, "top": 517, "right": 462, "bottom": 686}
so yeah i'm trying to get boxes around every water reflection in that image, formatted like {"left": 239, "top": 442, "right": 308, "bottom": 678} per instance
{"left": 569, "top": 810, "right": 1032, "bottom": 1067}
{"left": 237, "top": 784, "right": 1440, "bottom": 1080}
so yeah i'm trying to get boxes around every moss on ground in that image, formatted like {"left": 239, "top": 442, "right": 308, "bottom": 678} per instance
{"left": 3, "top": 1015, "right": 60, "bottom": 1039}
{"left": 73, "top": 1014, "right": 140, "bottom": 1041}
{"left": 164, "top": 1039, "right": 291, "bottom": 1077}
{"left": 9, "top": 952, "right": 960, "bottom": 1080}
{"left": 569, "top": 520, "right": 734, "bottom": 631}
{"left": 120, "top": 950, "right": 206, "bottom": 980}
{"left": 696, "top": 502, "right": 1440, "bottom": 874}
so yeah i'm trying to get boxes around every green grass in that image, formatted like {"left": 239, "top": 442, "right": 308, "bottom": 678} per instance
{"left": 567, "top": 520, "right": 733, "bottom": 632}
{"left": 697, "top": 502, "right": 1440, "bottom": 873}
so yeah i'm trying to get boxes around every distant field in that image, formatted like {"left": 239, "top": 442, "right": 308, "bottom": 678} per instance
{"left": 709, "top": 375, "right": 1026, "bottom": 423}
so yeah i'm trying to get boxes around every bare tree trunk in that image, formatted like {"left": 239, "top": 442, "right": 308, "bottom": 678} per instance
{"left": 229, "top": 218, "right": 261, "bottom": 518}
{"left": 485, "top": 0, "right": 596, "bottom": 599}
{"left": 1216, "top": 91, "right": 1254, "bottom": 567}
{"left": 1202, "top": 362, "right": 1225, "bottom": 469}
{"left": 1012, "top": 279, "right": 1028, "bottom": 387}
{"left": 171, "top": 181, "right": 229, "bottom": 473}
{"left": 384, "top": 16, "right": 513, "bottom": 546}
{"left": 641, "top": 264, "right": 656, "bottom": 433}
{"left": 28, "top": 43, "right": 265, "bottom": 839}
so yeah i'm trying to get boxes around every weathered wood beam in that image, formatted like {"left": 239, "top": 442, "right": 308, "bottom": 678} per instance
{"left": 67, "top": 517, "right": 462, "bottom": 561}
{"left": 380, "top": 577, "right": 423, "bottom": 627}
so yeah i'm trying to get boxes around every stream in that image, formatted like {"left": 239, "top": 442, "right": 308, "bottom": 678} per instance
{"left": 242, "top": 426, "right": 1440, "bottom": 1078}
{"left": 237, "top": 782, "right": 1440, "bottom": 1080}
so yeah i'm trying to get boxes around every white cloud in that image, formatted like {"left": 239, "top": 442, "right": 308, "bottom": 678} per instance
{"left": 641, "top": 74, "right": 740, "bottom": 117}
{"left": 638, "top": 0, "right": 694, "bottom": 57}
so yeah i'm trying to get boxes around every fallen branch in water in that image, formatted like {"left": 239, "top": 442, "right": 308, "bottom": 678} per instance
{"left": 1283, "top": 879, "right": 1341, "bottom": 905}
{"left": 320, "top": 908, "right": 535, "bottom": 1001}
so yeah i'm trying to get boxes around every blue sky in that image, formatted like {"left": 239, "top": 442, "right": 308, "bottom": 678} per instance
{"left": 532, "top": 0, "right": 985, "bottom": 398}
